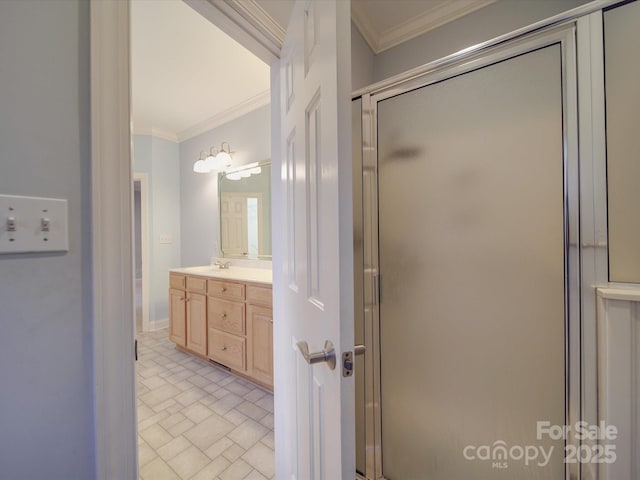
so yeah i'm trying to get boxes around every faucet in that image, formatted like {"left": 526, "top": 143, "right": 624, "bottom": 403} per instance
{"left": 214, "top": 260, "right": 231, "bottom": 269}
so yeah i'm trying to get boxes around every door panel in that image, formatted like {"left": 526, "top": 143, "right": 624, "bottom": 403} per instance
{"left": 275, "top": 0, "right": 353, "bottom": 479}
{"left": 377, "top": 45, "right": 566, "bottom": 479}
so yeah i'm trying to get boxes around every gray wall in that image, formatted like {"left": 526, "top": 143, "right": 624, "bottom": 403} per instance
{"left": 372, "top": 0, "right": 592, "bottom": 83}
{"left": 180, "top": 105, "right": 271, "bottom": 267}
{"left": 133, "top": 135, "right": 182, "bottom": 324}
{"left": 352, "top": 22, "right": 374, "bottom": 91}
{"left": 0, "top": 1, "right": 95, "bottom": 478}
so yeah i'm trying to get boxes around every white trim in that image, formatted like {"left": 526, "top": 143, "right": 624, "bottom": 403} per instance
{"left": 149, "top": 318, "right": 170, "bottom": 331}
{"left": 133, "top": 173, "right": 150, "bottom": 333}
{"left": 597, "top": 286, "right": 640, "bottom": 302}
{"left": 90, "top": 0, "right": 137, "bottom": 479}
{"left": 226, "top": 0, "right": 285, "bottom": 46}
{"left": 176, "top": 89, "right": 271, "bottom": 142}
{"left": 597, "top": 289, "right": 640, "bottom": 479}
{"left": 351, "top": 0, "right": 496, "bottom": 54}
{"left": 184, "top": 0, "right": 281, "bottom": 64}
{"left": 131, "top": 128, "right": 178, "bottom": 143}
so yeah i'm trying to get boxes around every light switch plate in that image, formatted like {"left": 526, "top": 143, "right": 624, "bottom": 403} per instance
{"left": 0, "top": 194, "right": 69, "bottom": 253}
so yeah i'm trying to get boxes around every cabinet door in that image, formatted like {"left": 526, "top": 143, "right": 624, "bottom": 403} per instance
{"left": 247, "top": 304, "right": 273, "bottom": 387}
{"left": 169, "top": 288, "right": 186, "bottom": 346}
{"left": 186, "top": 292, "right": 207, "bottom": 356}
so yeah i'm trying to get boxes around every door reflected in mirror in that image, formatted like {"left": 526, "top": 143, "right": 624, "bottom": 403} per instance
{"left": 219, "top": 162, "right": 271, "bottom": 259}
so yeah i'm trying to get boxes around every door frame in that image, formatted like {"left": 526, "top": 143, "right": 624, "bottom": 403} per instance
{"left": 133, "top": 172, "right": 150, "bottom": 333}
{"left": 90, "top": 1, "right": 282, "bottom": 478}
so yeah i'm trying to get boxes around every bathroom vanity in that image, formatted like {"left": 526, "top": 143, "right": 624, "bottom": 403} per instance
{"left": 168, "top": 266, "right": 273, "bottom": 390}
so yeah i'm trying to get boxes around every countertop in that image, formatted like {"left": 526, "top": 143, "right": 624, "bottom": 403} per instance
{"left": 170, "top": 265, "right": 272, "bottom": 285}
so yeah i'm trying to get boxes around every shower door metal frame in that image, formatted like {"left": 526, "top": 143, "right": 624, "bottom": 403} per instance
{"left": 354, "top": 8, "right": 611, "bottom": 477}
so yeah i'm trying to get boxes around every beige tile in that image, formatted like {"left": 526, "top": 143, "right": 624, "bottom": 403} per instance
{"left": 166, "top": 417, "right": 196, "bottom": 438}
{"left": 160, "top": 412, "right": 187, "bottom": 431}
{"left": 141, "top": 375, "right": 168, "bottom": 390}
{"left": 211, "top": 393, "right": 244, "bottom": 415}
{"left": 243, "top": 388, "right": 267, "bottom": 403}
{"left": 140, "top": 383, "right": 182, "bottom": 408}
{"left": 235, "top": 401, "right": 268, "bottom": 422}
{"left": 153, "top": 398, "right": 178, "bottom": 413}
{"left": 259, "top": 432, "right": 274, "bottom": 450}
{"left": 138, "top": 438, "right": 158, "bottom": 468}
{"left": 218, "top": 459, "right": 252, "bottom": 480}
{"left": 254, "top": 396, "right": 273, "bottom": 414}
{"left": 138, "top": 410, "right": 171, "bottom": 431}
{"left": 157, "top": 436, "right": 191, "bottom": 461}
{"left": 203, "top": 436, "right": 234, "bottom": 460}
{"left": 222, "top": 443, "right": 245, "bottom": 462}
{"left": 183, "top": 401, "right": 214, "bottom": 423}
{"left": 242, "top": 442, "right": 274, "bottom": 478}
{"left": 259, "top": 414, "right": 273, "bottom": 430}
{"left": 188, "top": 374, "right": 212, "bottom": 389}
{"left": 137, "top": 403, "right": 156, "bottom": 422}
{"left": 140, "top": 423, "right": 174, "bottom": 450}
{"left": 176, "top": 387, "right": 206, "bottom": 407}
{"left": 139, "top": 457, "right": 180, "bottom": 480}
{"left": 184, "top": 413, "right": 235, "bottom": 451}
{"left": 243, "top": 469, "right": 269, "bottom": 480}
{"left": 224, "top": 408, "right": 249, "bottom": 426}
{"left": 225, "top": 381, "right": 253, "bottom": 397}
{"left": 228, "top": 419, "right": 269, "bottom": 450}
{"left": 189, "top": 456, "right": 232, "bottom": 480}
{"left": 167, "top": 445, "right": 211, "bottom": 480}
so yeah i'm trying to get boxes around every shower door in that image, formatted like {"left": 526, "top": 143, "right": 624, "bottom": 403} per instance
{"left": 360, "top": 26, "right": 580, "bottom": 480}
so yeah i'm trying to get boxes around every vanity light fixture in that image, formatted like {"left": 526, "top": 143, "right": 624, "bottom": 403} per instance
{"left": 192, "top": 151, "right": 210, "bottom": 173}
{"left": 193, "top": 142, "right": 234, "bottom": 173}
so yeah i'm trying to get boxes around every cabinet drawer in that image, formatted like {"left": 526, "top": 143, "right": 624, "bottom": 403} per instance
{"left": 170, "top": 273, "right": 186, "bottom": 290}
{"left": 208, "top": 298, "right": 245, "bottom": 335}
{"left": 208, "top": 280, "right": 245, "bottom": 301}
{"left": 208, "top": 330, "right": 245, "bottom": 371}
{"left": 186, "top": 276, "right": 207, "bottom": 294}
{"left": 246, "top": 284, "right": 272, "bottom": 308}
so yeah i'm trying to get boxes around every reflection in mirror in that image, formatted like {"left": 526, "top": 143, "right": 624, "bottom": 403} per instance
{"left": 219, "top": 162, "right": 271, "bottom": 259}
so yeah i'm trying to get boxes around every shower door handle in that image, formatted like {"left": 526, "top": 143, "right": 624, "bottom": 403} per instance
{"left": 297, "top": 340, "right": 336, "bottom": 370}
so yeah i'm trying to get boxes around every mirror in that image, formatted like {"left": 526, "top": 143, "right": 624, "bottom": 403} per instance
{"left": 218, "top": 162, "right": 271, "bottom": 259}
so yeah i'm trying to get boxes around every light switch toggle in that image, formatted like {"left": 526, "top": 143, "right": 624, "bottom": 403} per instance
{"left": 41, "top": 217, "right": 51, "bottom": 232}
{"left": 7, "top": 217, "right": 16, "bottom": 232}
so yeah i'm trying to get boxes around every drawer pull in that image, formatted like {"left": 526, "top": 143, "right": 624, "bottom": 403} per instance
{"left": 220, "top": 287, "right": 226, "bottom": 292}
{"left": 221, "top": 346, "right": 227, "bottom": 351}
{"left": 219, "top": 313, "right": 227, "bottom": 318}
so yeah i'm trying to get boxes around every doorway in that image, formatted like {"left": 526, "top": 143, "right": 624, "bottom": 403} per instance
{"left": 356, "top": 25, "right": 580, "bottom": 480}
{"left": 133, "top": 173, "right": 150, "bottom": 334}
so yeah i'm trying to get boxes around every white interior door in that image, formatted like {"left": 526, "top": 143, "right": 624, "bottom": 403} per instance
{"left": 273, "top": 0, "right": 354, "bottom": 479}
{"left": 220, "top": 192, "right": 248, "bottom": 256}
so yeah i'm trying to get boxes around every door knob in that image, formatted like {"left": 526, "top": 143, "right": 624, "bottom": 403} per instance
{"left": 297, "top": 340, "right": 336, "bottom": 370}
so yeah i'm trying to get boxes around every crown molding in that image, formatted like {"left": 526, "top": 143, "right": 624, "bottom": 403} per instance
{"left": 352, "top": 0, "right": 496, "bottom": 54}
{"left": 226, "top": 0, "right": 286, "bottom": 47}
{"left": 176, "top": 89, "right": 271, "bottom": 142}
{"left": 131, "top": 127, "right": 179, "bottom": 143}
{"left": 351, "top": 1, "right": 382, "bottom": 54}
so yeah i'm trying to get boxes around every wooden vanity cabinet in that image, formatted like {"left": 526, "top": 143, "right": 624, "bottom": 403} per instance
{"left": 169, "top": 271, "right": 273, "bottom": 389}
{"left": 169, "top": 273, "right": 207, "bottom": 356}
{"left": 169, "top": 286, "right": 186, "bottom": 346}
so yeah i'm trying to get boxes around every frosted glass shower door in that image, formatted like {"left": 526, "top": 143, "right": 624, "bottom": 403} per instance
{"left": 377, "top": 44, "right": 567, "bottom": 479}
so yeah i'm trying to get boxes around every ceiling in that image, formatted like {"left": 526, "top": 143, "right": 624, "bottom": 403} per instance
{"left": 131, "top": 0, "right": 270, "bottom": 142}
{"left": 131, "top": 0, "right": 495, "bottom": 143}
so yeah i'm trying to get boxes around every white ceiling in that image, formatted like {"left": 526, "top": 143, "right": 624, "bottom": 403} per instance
{"left": 131, "top": 0, "right": 270, "bottom": 142}
{"left": 131, "top": 0, "right": 495, "bottom": 143}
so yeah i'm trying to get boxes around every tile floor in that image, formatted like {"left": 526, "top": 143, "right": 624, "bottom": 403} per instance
{"left": 136, "top": 329, "right": 274, "bottom": 480}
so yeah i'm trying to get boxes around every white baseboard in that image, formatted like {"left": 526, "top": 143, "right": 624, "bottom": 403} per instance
{"left": 147, "top": 318, "right": 169, "bottom": 332}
